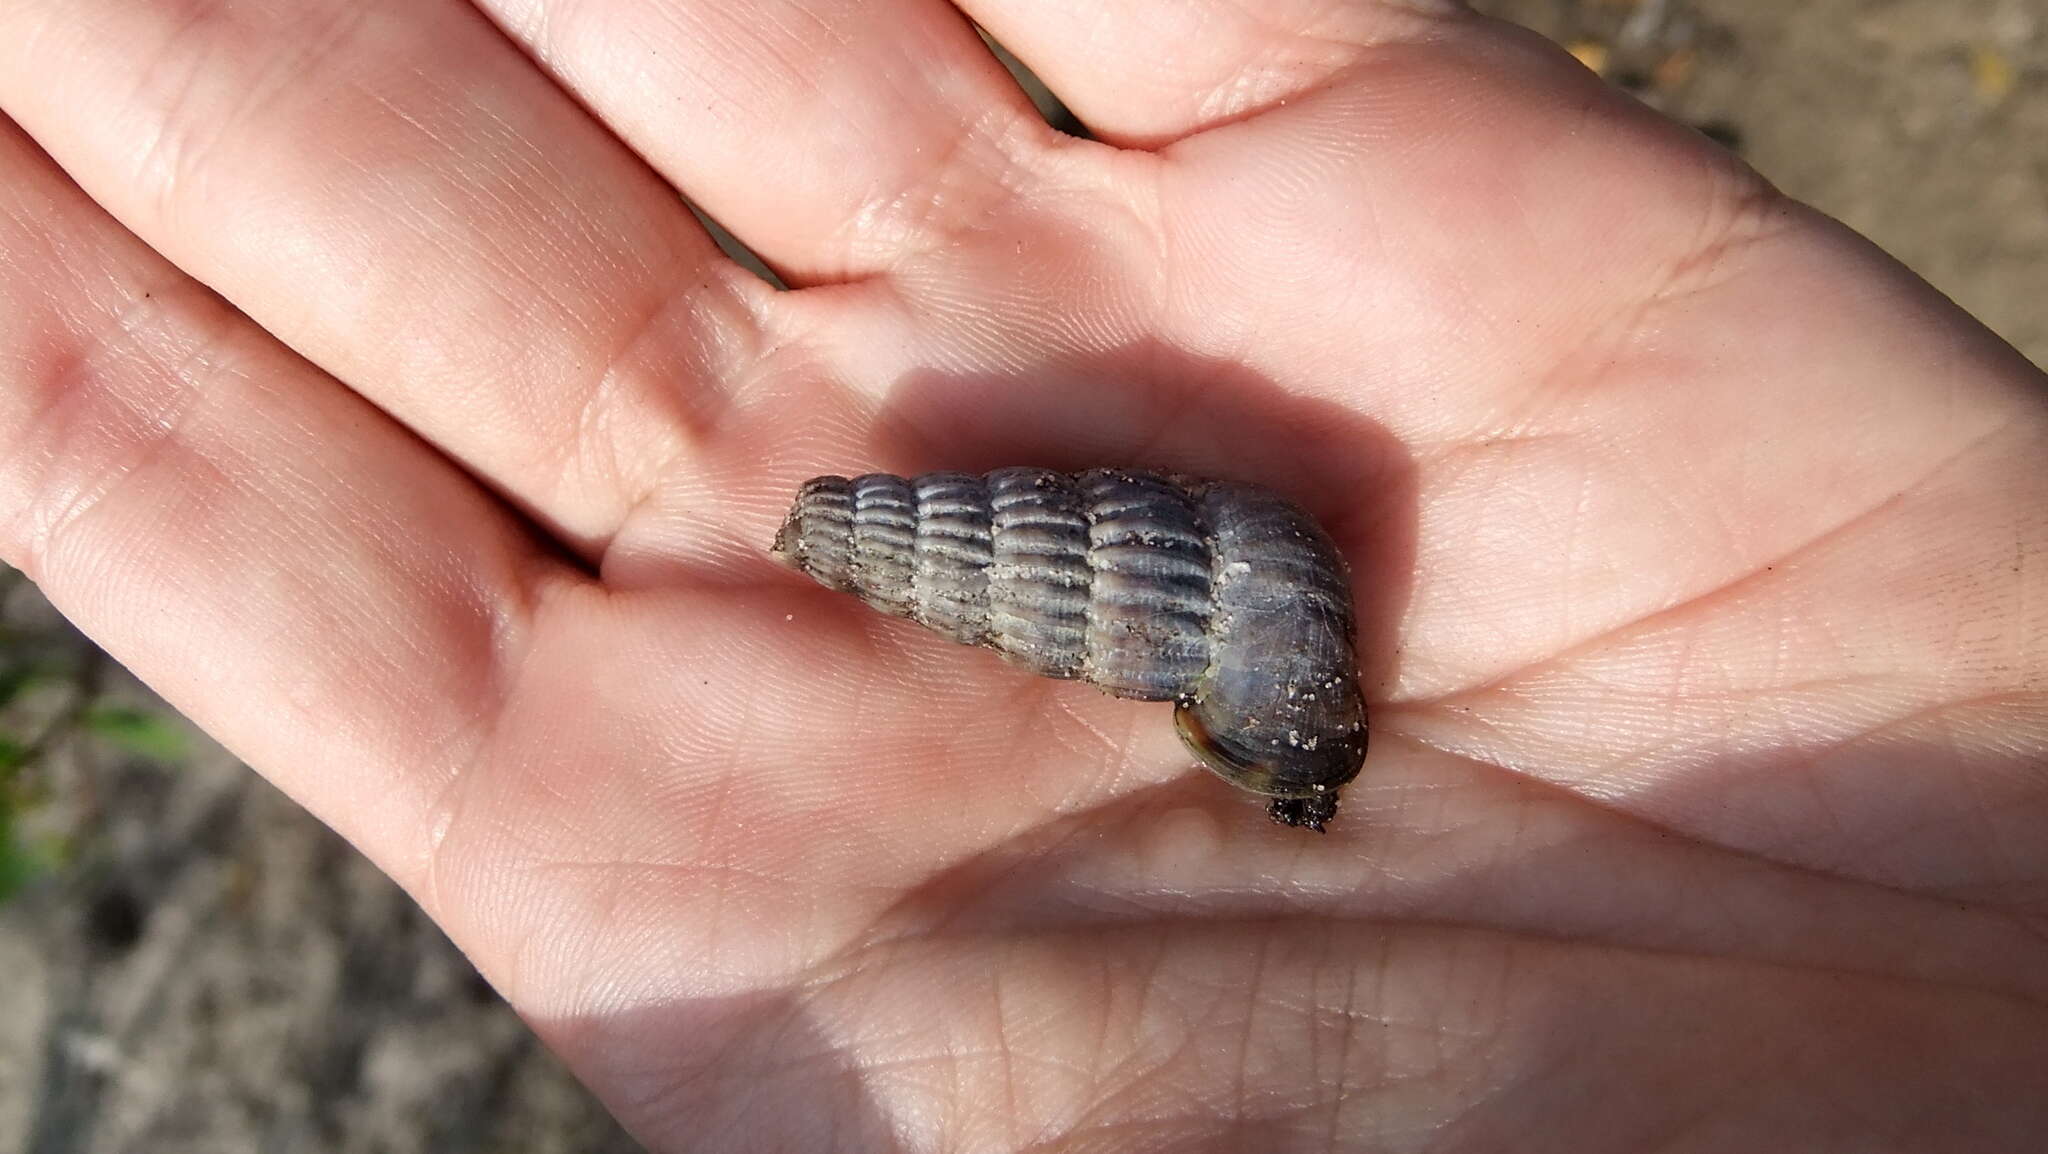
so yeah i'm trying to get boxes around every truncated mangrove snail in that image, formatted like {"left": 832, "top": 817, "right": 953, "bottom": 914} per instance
{"left": 770, "top": 468, "right": 1368, "bottom": 831}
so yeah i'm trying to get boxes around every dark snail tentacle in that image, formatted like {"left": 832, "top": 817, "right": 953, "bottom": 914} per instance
{"left": 770, "top": 469, "right": 1369, "bottom": 829}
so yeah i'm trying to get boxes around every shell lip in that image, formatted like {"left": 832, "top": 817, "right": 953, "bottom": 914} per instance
{"left": 1172, "top": 701, "right": 1363, "bottom": 800}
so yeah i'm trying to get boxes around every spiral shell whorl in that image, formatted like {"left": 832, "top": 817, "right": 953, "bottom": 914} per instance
{"left": 772, "top": 468, "right": 1367, "bottom": 825}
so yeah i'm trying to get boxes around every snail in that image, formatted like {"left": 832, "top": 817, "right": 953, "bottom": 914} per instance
{"left": 770, "top": 468, "right": 1368, "bottom": 830}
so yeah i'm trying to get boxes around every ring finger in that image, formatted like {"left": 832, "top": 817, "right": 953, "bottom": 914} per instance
{"left": 475, "top": 0, "right": 1058, "bottom": 285}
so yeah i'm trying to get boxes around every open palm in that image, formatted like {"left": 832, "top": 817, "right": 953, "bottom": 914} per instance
{"left": 3, "top": 1, "right": 2045, "bottom": 1149}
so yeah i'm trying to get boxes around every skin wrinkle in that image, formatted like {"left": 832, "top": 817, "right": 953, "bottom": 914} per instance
{"left": 984, "top": 0, "right": 1469, "bottom": 148}
{"left": 120, "top": 1, "right": 235, "bottom": 225}
{"left": 1044, "top": 692, "right": 1134, "bottom": 788}
{"left": 569, "top": 272, "right": 753, "bottom": 487}
{"left": 1110, "top": 371, "right": 1234, "bottom": 480}
{"left": 1156, "top": 43, "right": 1397, "bottom": 153}
{"left": 1431, "top": 649, "right": 2038, "bottom": 878}
{"left": 761, "top": 1, "right": 856, "bottom": 71}
{"left": 839, "top": 107, "right": 1049, "bottom": 282}
{"left": 1784, "top": 689, "right": 2046, "bottom": 771}
{"left": 561, "top": 283, "right": 701, "bottom": 533}
{"left": 518, "top": 853, "right": 815, "bottom": 891}
{"left": 356, "top": 82, "right": 666, "bottom": 370}
{"left": 1231, "top": 931, "right": 1267, "bottom": 1121}
{"left": 0, "top": 328, "right": 128, "bottom": 569}
{"left": 925, "top": 730, "right": 2048, "bottom": 1004}
{"left": 713, "top": 3, "right": 853, "bottom": 92}
{"left": 1425, "top": 415, "right": 2019, "bottom": 711}
{"left": 1562, "top": 670, "right": 1908, "bottom": 770}
{"left": 827, "top": 758, "right": 1187, "bottom": 946}
{"left": 991, "top": 962, "right": 1020, "bottom": 1149}
{"left": 598, "top": 335, "right": 832, "bottom": 578}
{"left": 1625, "top": 1066, "right": 1786, "bottom": 1154}
{"left": 1321, "top": 959, "right": 1361, "bottom": 1153}
{"left": 248, "top": 1, "right": 386, "bottom": 141}
{"left": 1408, "top": 697, "right": 1997, "bottom": 907}
{"left": 1479, "top": 198, "right": 1769, "bottom": 456}
{"left": 1579, "top": 760, "right": 2048, "bottom": 990}
{"left": 619, "top": 1003, "right": 800, "bottom": 1131}
{"left": 1808, "top": 691, "right": 2048, "bottom": 897}
{"left": 697, "top": 704, "right": 758, "bottom": 982}
{"left": 1556, "top": 457, "right": 1595, "bottom": 646}
{"left": 512, "top": 1, "right": 1048, "bottom": 285}
{"left": 1414, "top": 417, "right": 1579, "bottom": 523}
{"left": 343, "top": 87, "right": 666, "bottom": 475}
{"left": 859, "top": 779, "right": 1135, "bottom": 948}
{"left": 21, "top": 294, "right": 244, "bottom": 587}
{"left": 1466, "top": 938, "right": 1519, "bottom": 1099}
{"left": 606, "top": 897, "right": 2015, "bottom": 1139}
{"left": 1008, "top": 1117, "right": 1224, "bottom": 1154}
{"left": 461, "top": 105, "right": 646, "bottom": 289}
{"left": 407, "top": 569, "right": 572, "bottom": 946}
{"left": 1189, "top": 1, "right": 1423, "bottom": 129}
{"left": 352, "top": 94, "right": 518, "bottom": 278}
{"left": 1084, "top": 1030, "right": 1210, "bottom": 1149}
{"left": 1086, "top": 942, "right": 1127, "bottom": 1121}
{"left": 1646, "top": 177, "right": 1799, "bottom": 308}
{"left": 1931, "top": 701, "right": 2018, "bottom": 896}
{"left": 1076, "top": 151, "right": 1175, "bottom": 318}
{"left": 137, "top": 3, "right": 398, "bottom": 233}
{"left": 485, "top": 0, "right": 559, "bottom": 48}
{"left": 1094, "top": 946, "right": 1186, "bottom": 1125}
{"left": 1473, "top": 87, "right": 1776, "bottom": 401}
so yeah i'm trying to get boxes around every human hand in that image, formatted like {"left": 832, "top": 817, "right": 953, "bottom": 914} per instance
{"left": 2, "top": 1, "right": 2044, "bottom": 1150}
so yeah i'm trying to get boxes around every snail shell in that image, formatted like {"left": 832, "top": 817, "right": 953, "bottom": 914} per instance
{"left": 770, "top": 468, "right": 1368, "bottom": 830}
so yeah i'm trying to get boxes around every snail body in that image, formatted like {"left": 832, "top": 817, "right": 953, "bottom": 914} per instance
{"left": 771, "top": 468, "right": 1367, "bottom": 830}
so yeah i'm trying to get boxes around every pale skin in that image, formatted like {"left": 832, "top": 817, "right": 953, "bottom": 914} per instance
{"left": 1, "top": 0, "right": 2045, "bottom": 1148}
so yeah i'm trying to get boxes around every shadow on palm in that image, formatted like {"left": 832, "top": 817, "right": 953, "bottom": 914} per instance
{"left": 704, "top": 342, "right": 1418, "bottom": 849}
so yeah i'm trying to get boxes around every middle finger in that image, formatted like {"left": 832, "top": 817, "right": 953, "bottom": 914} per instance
{"left": 0, "top": 0, "right": 764, "bottom": 555}
{"left": 474, "top": 0, "right": 1057, "bottom": 284}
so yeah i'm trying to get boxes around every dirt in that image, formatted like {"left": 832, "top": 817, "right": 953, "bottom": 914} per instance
{"left": 0, "top": 627, "right": 643, "bottom": 1152}
{"left": 3, "top": 3, "right": 2042, "bottom": 1152}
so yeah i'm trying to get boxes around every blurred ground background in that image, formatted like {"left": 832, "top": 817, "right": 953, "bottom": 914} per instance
{"left": 2, "top": 2, "right": 2042, "bottom": 1151}
{"left": 1472, "top": 0, "right": 2045, "bottom": 362}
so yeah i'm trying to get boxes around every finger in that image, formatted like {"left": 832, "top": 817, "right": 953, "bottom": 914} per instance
{"left": 474, "top": 0, "right": 1052, "bottom": 281}
{"left": 0, "top": 0, "right": 766, "bottom": 555}
{"left": 959, "top": 0, "right": 1473, "bottom": 146}
{"left": 0, "top": 115, "right": 570, "bottom": 882}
